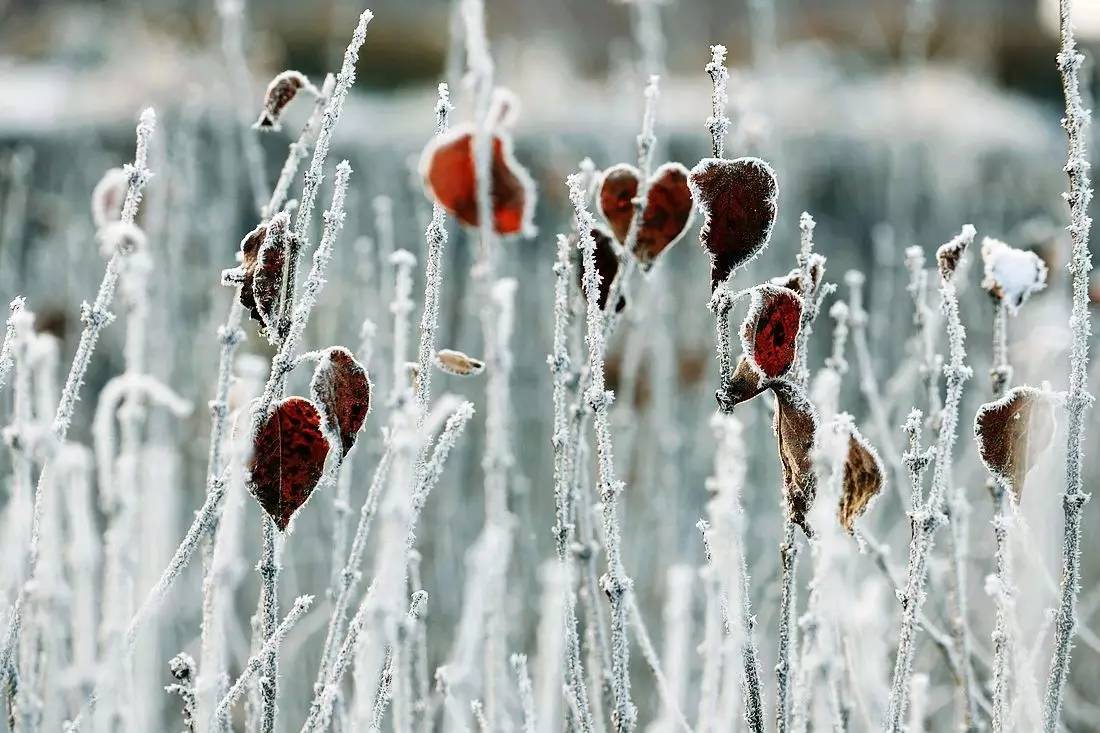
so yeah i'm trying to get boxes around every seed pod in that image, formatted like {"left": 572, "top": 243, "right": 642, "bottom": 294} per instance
{"left": 419, "top": 124, "right": 536, "bottom": 235}
{"left": 247, "top": 397, "right": 331, "bottom": 531}
{"left": 974, "top": 386, "right": 1055, "bottom": 502}
{"left": 838, "top": 424, "right": 884, "bottom": 534}
{"left": 689, "top": 156, "right": 778, "bottom": 291}
{"left": 980, "top": 237, "right": 1048, "bottom": 314}
{"left": 741, "top": 284, "right": 803, "bottom": 379}
{"left": 310, "top": 347, "right": 372, "bottom": 458}
{"left": 771, "top": 379, "right": 817, "bottom": 536}
{"left": 91, "top": 167, "right": 129, "bottom": 230}
{"left": 254, "top": 70, "right": 318, "bottom": 131}
{"left": 597, "top": 162, "right": 694, "bottom": 268}
{"left": 434, "top": 349, "right": 486, "bottom": 377}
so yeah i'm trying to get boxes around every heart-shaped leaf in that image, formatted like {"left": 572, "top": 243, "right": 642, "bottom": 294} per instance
{"left": 248, "top": 397, "right": 331, "bottom": 530}
{"left": 597, "top": 162, "right": 694, "bottom": 268}
{"left": 310, "top": 347, "right": 371, "bottom": 458}
{"left": 974, "top": 386, "right": 1055, "bottom": 502}
{"left": 741, "top": 284, "right": 803, "bottom": 379}
{"left": 420, "top": 124, "right": 535, "bottom": 235}
{"left": 838, "top": 425, "right": 884, "bottom": 534}
{"left": 689, "top": 156, "right": 778, "bottom": 291}
{"left": 772, "top": 379, "right": 817, "bottom": 536}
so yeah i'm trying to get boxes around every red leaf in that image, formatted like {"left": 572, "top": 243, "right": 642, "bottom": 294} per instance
{"left": 974, "top": 386, "right": 1055, "bottom": 502}
{"left": 688, "top": 157, "right": 778, "bottom": 291}
{"left": 310, "top": 347, "right": 371, "bottom": 458}
{"left": 597, "top": 163, "right": 694, "bottom": 268}
{"left": 248, "top": 398, "right": 331, "bottom": 531}
{"left": 252, "top": 233, "right": 287, "bottom": 333}
{"left": 420, "top": 124, "right": 535, "bottom": 235}
{"left": 742, "top": 285, "right": 802, "bottom": 379}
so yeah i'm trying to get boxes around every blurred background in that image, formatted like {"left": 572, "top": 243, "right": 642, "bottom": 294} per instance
{"left": 1, "top": 0, "right": 1100, "bottom": 730}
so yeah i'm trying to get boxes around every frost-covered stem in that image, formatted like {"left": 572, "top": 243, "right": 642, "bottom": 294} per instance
{"left": 885, "top": 225, "right": 975, "bottom": 732}
{"left": 214, "top": 596, "right": 314, "bottom": 721}
{"left": 216, "top": 0, "right": 267, "bottom": 215}
{"left": 990, "top": 302, "right": 1010, "bottom": 398}
{"left": 711, "top": 287, "right": 736, "bottom": 413}
{"left": 370, "top": 592, "right": 428, "bottom": 732}
{"left": 548, "top": 235, "right": 596, "bottom": 732}
{"left": 258, "top": 518, "right": 281, "bottom": 733}
{"left": 264, "top": 73, "right": 335, "bottom": 221}
{"left": 568, "top": 175, "right": 637, "bottom": 732}
{"left": 627, "top": 598, "right": 691, "bottom": 733}
{"left": 511, "top": 654, "right": 537, "bottom": 733}
{"left": 793, "top": 213, "right": 822, "bottom": 389}
{"left": 413, "top": 83, "right": 453, "bottom": 415}
{"left": 0, "top": 109, "right": 155, "bottom": 683}
{"left": 904, "top": 247, "right": 942, "bottom": 424}
{"left": 313, "top": 443, "right": 394, "bottom": 703}
{"left": 775, "top": 521, "right": 799, "bottom": 733}
{"left": 989, "top": 481, "right": 1014, "bottom": 732}
{"left": 1043, "top": 4, "right": 1095, "bottom": 727}
{"left": 0, "top": 297, "right": 24, "bottom": 392}
{"left": 705, "top": 45, "right": 730, "bottom": 158}
{"left": 291, "top": 10, "right": 372, "bottom": 254}
{"left": 390, "top": 250, "right": 417, "bottom": 396}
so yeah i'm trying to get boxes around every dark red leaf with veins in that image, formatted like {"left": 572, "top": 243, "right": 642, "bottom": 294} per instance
{"left": 420, "top": 124, "right": 534, "bottom": 235}
{"left": 597, "top": 163, "right": 694, "bottom": 268}
{"left": 689, "top": 157, "right": 778, "bottom": 291}
{"left": 310, "top": 347, "right": 371, "bottom": 458}
{"left": 248, "top": 397, "right": 331, "bottom": 531}
{"left": 743, "top": 285, "right": 802, "bottom": 378}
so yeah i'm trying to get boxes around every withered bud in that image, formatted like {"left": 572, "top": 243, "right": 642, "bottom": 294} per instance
{"left": 254, "top": 70, "right": 319, "bottom": 131}
{"left": 434, "top": 349, "right": 486, "bottom": 377}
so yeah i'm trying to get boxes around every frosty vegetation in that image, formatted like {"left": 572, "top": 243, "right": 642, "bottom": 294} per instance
{"left": 0, "top": 0, "right": 1098, "bottom": 731}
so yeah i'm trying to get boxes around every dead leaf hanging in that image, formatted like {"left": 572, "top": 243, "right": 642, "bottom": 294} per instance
{"left": 838, "top": 425, "right": 885, "bottom": 533}
{"left": 309, "top": 347, "right": 371, "bottom": 458}
{"left": 254, "top": 70, "right": 318, "bottom": 130}
{"left": 434, "top": 349, "right": 486, "bottom": 377}
{"left": 573, "top": 227, "right": 625, "bottom": 312}
{"left": 419, "top": 123, "right": 536, "bottom": 235}
{"left": 247, "top": 397, "right": 331, "bottom": 531}
{"left": 688, "top": 156, "right": 778, "bottom": 291}
{"left": 597, "top": 162, "right": 694, "bottom": 268}
{"left": 772, "top": 379, "right": 818, "bottom": 536}
{"left": 974, "top": 386, "right": 1055, "bottom": 502}
{"left": 741, "top": 284, "right": 803, "bottom": 379}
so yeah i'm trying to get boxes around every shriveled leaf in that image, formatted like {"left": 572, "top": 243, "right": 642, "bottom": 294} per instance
{"left": 254, "top": 70, "right": 317, "bottom": 130}
{"left": 434, "top": 349, "right": 486, "bottom": 377}
{"left": 636, "top": 163, "right": 694, "bottom": 267}
{"left": 741, "top": 284, "right": 802, "bottom": 379}
{"left": 770, "top": 253, "right": 826, "bottom": 295}
{"left": 974, "top": 386, "right": 1055, "bottom": 502}
{"left": 689, "top": 156, "right": 778, "bottom": 291}
{"left": 419, "top": 124, "right": 535, "bottom": 235}
{"left": 719, "top": 355, "right": 767, "bottom": 410}
{"left": 247, "top": 397, "right": 331, "bottom": 531}
{"left": 838, "top": 425, "right": 884, "bottom": 533}
{"left": 772, "top": 379, "right": 817, "bottom": 536}
{"left": 309, "top": 347, "right": 371, "bottom": 458}
{"left": 572, "top": 227, "right": 624, "bottom": 312}
{"left": 252, "top": 232, "right": 288, "bottom": 334}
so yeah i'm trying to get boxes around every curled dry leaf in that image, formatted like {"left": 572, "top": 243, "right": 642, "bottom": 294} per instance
{"left": 434, "top": 349, "right": 486, "bottom": 377}
{"left": 741, "top": 284, "right": 802, "bottom": 379}
{"left": 771, "top": 379, "right": 818, "bottom": 536}
{"left": 419, "top": 123, "right": 536, "bottom": 236}
{"left": 247, "top": 397, "right": 331, "bottom": 531}
{"left": 837, "top": 424, "right": 884, "bottom": 534}
{"left": 980, "top": 237, "right": 1048, "bottom": 314}
{"left": 597, "top": 162, "right": 694, "bottom": 268}
{"left": 719, "top": 355, "right": 767, "bottom": 410}
{"left": 254, "top": 70, "right": 318, "bottom": 130}
{"left": 309, "top": 347, "right": 371, "bottom": 458}
{"left": 91, "top": 167, "right": 128, "bottom": 230}
{"left": 232, "top": 214, "right": 290, "bottom": 335}
{"left": 974, "top": 386, "right": 1056, "bottom": 502}
{"left": 771, "top": 253, "right": 826, "bottom": 295}
{"left": 573, "top": 227, "right": 625, "bottom": 312}
{"left": 688, "top": 156, "right": 778, "bottom": 291}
